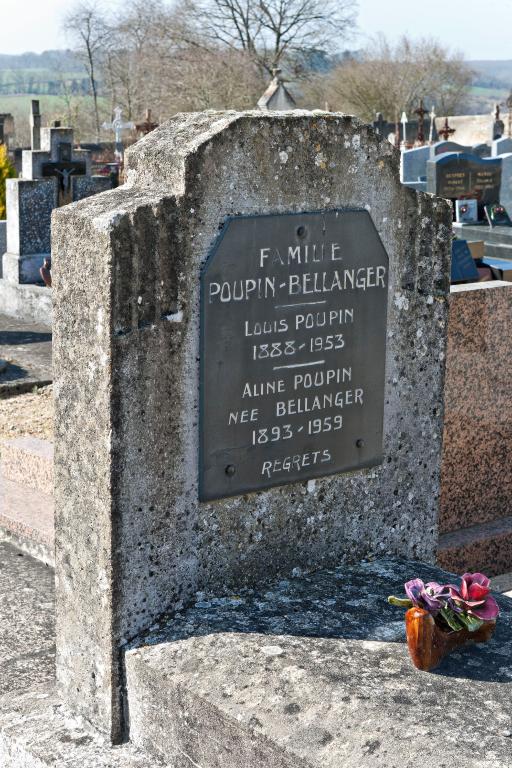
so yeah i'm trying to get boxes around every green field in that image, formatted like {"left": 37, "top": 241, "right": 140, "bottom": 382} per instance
{"left": 0, "top": 94, "right": 110, "bottom": 144}
{"left": 0, "top": 94, "right": 74, "bottom": 113}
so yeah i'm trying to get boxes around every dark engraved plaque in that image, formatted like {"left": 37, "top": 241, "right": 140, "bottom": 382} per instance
{"left": 427, "top": 153, "right": 501, "bottom": 205}
{"left": 451, "top": 240, "right": 479, "bottom": 283}
{"left": 200, "top": 209, "right": 389, "bottom": 501}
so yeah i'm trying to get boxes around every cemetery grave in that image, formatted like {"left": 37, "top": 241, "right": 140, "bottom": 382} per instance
{"left": 0, "top": 110, "right": 512, "bottom": 767}
{"left": 401, "top": 129, "right": 512, "bottom": 282}
{"left": 0, "top": 101, "right": 113, "bottom": 325}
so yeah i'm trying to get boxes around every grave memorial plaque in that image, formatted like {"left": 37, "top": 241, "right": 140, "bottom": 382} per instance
{"left": 200, "top": 209, "right": 389, "bottom": 501}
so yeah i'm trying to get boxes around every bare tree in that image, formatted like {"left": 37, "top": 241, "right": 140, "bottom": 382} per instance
{"left": 62, "top": 2, "right": 111, "bottom": 140}
{"left": 309, "top": 35, "right": 472, "bottom": 121}
{"left": 181, "top": 0, "right": 357, "bottom": 74}
{"left": 102, "top": 0, "right": 264, "bottom": 120}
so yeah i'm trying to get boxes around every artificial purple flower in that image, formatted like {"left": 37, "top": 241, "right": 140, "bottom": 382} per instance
{"left": 449, "top": 573, "right": 500, "bottom": 621}
{"left": 404, "top": 579, "right": 450, "bottom": 614}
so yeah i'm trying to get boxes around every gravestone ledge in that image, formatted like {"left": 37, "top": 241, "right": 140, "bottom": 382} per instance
{"left": 126, "top": 559, "right": 512, "bottom": 768}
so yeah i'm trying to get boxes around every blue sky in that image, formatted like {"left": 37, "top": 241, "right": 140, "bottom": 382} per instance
{"left": 0, "top": 0, "right": 510, "bottom": 59}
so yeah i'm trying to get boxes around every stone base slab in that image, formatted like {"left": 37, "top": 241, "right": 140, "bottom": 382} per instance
{"left": 0, "top": 687, "right": 163, "bottom": 768}
{"left": 0, "top": 278, "right": 52, "bottom": 324}
{"left": 126, "top": 559, "right": 512, "bottom": 768}
{"left": 453, "top": 222, "right": 512, "bottom": 248}
{"left": 0, "top": 541, "right": 159, "bottom": 767}
{"left": 0, "top": 472, "right": 54, "bottom": 566}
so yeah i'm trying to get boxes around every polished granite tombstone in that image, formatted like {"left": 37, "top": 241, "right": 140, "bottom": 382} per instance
{"left": 439, "top": 281, "right": 512, "bottom": 575}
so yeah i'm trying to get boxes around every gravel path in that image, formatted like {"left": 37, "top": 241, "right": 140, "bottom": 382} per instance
{"left": 0, "top": 385, "right": 53, "bottom": 445}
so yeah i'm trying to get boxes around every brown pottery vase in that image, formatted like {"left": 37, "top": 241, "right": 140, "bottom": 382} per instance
{"left": 405, "top": 606, "right": 495, "bottom": 671}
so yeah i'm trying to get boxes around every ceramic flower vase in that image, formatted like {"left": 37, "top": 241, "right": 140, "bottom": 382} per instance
{"left": 405, "top": 606, "right": 496, "bottom": 671}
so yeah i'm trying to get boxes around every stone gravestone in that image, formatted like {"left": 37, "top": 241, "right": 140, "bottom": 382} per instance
{"left": 427, "top": 152, "right": 502, "bottom": 210}
{"left": 52, "top": 111, "right": 451, "bottom": 741}
{"left": 400, "top": 145, "right": 429, "bottom": 190}
{"left": 432, "top": 140, "right": 490, "bottom": 158}
{"left": 1, "top": 118, "right": 112, "bottom": 320}
{"left": 0, "top": 112, "right": 15, "bottom": 149}
{"left": 492, "top": 137, "right": 512, "bottom": 156}
{"left": 402, "top": 142, "right": 492, "bottom": 192}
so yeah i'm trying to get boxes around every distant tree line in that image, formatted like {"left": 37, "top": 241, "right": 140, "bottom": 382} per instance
{"left": 62, "top": 0, "right": 358, "bottom": 140}
{"left": 0, "top": 77, "right": 90, "bottom": 96}
{"left": 1, "top": 0, "right": 472, "bottom": 143}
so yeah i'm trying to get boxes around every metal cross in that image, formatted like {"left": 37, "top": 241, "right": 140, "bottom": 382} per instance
{"left": 414, "top": 99, "right": 427, "bottom": 144}
{"left": 438, "top": 117, "right": 455, "bottom": 142}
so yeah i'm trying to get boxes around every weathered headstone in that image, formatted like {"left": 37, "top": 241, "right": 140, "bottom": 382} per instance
{"left": 52, "top": 111, "right": 451, "bottom": 741}
{"left": 0, "top": 113, "right": 15, "bottom": 149}
{"left": 401, "top": 144, "right": 429, "bottom": 188}
{"left": 30, "top": 99, "right": 41, "bottom": 151}
{"left": 492, "top": 104, "right": 505, "bottom": 140}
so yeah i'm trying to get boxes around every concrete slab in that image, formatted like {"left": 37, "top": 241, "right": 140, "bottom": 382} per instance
{"left": 0, "top": 686, "right": 165, "bottom": 768}
{"left": 0, "top": 541, "right": 54, "bottom": 697}
{"left": 0, "top": 472, "right": 54, "bottom": 565}
{"left": 126, "top": 559, "right": 512, "bottom": 768}
{"left": 0, "top": 312, "right": 52, "bottom": 395}
{"left": 0, "top": 541, "right": 162, "bottom": 766}
{"left": 0, "top": 278, "right": 52, "bottom": 325}
{"left": 1, "top": 436, "right": 54, "bottom": 495}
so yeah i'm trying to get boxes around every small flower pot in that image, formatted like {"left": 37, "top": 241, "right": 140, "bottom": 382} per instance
{"left": 405, "top": 606, "right": 496, "bottom": 671}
